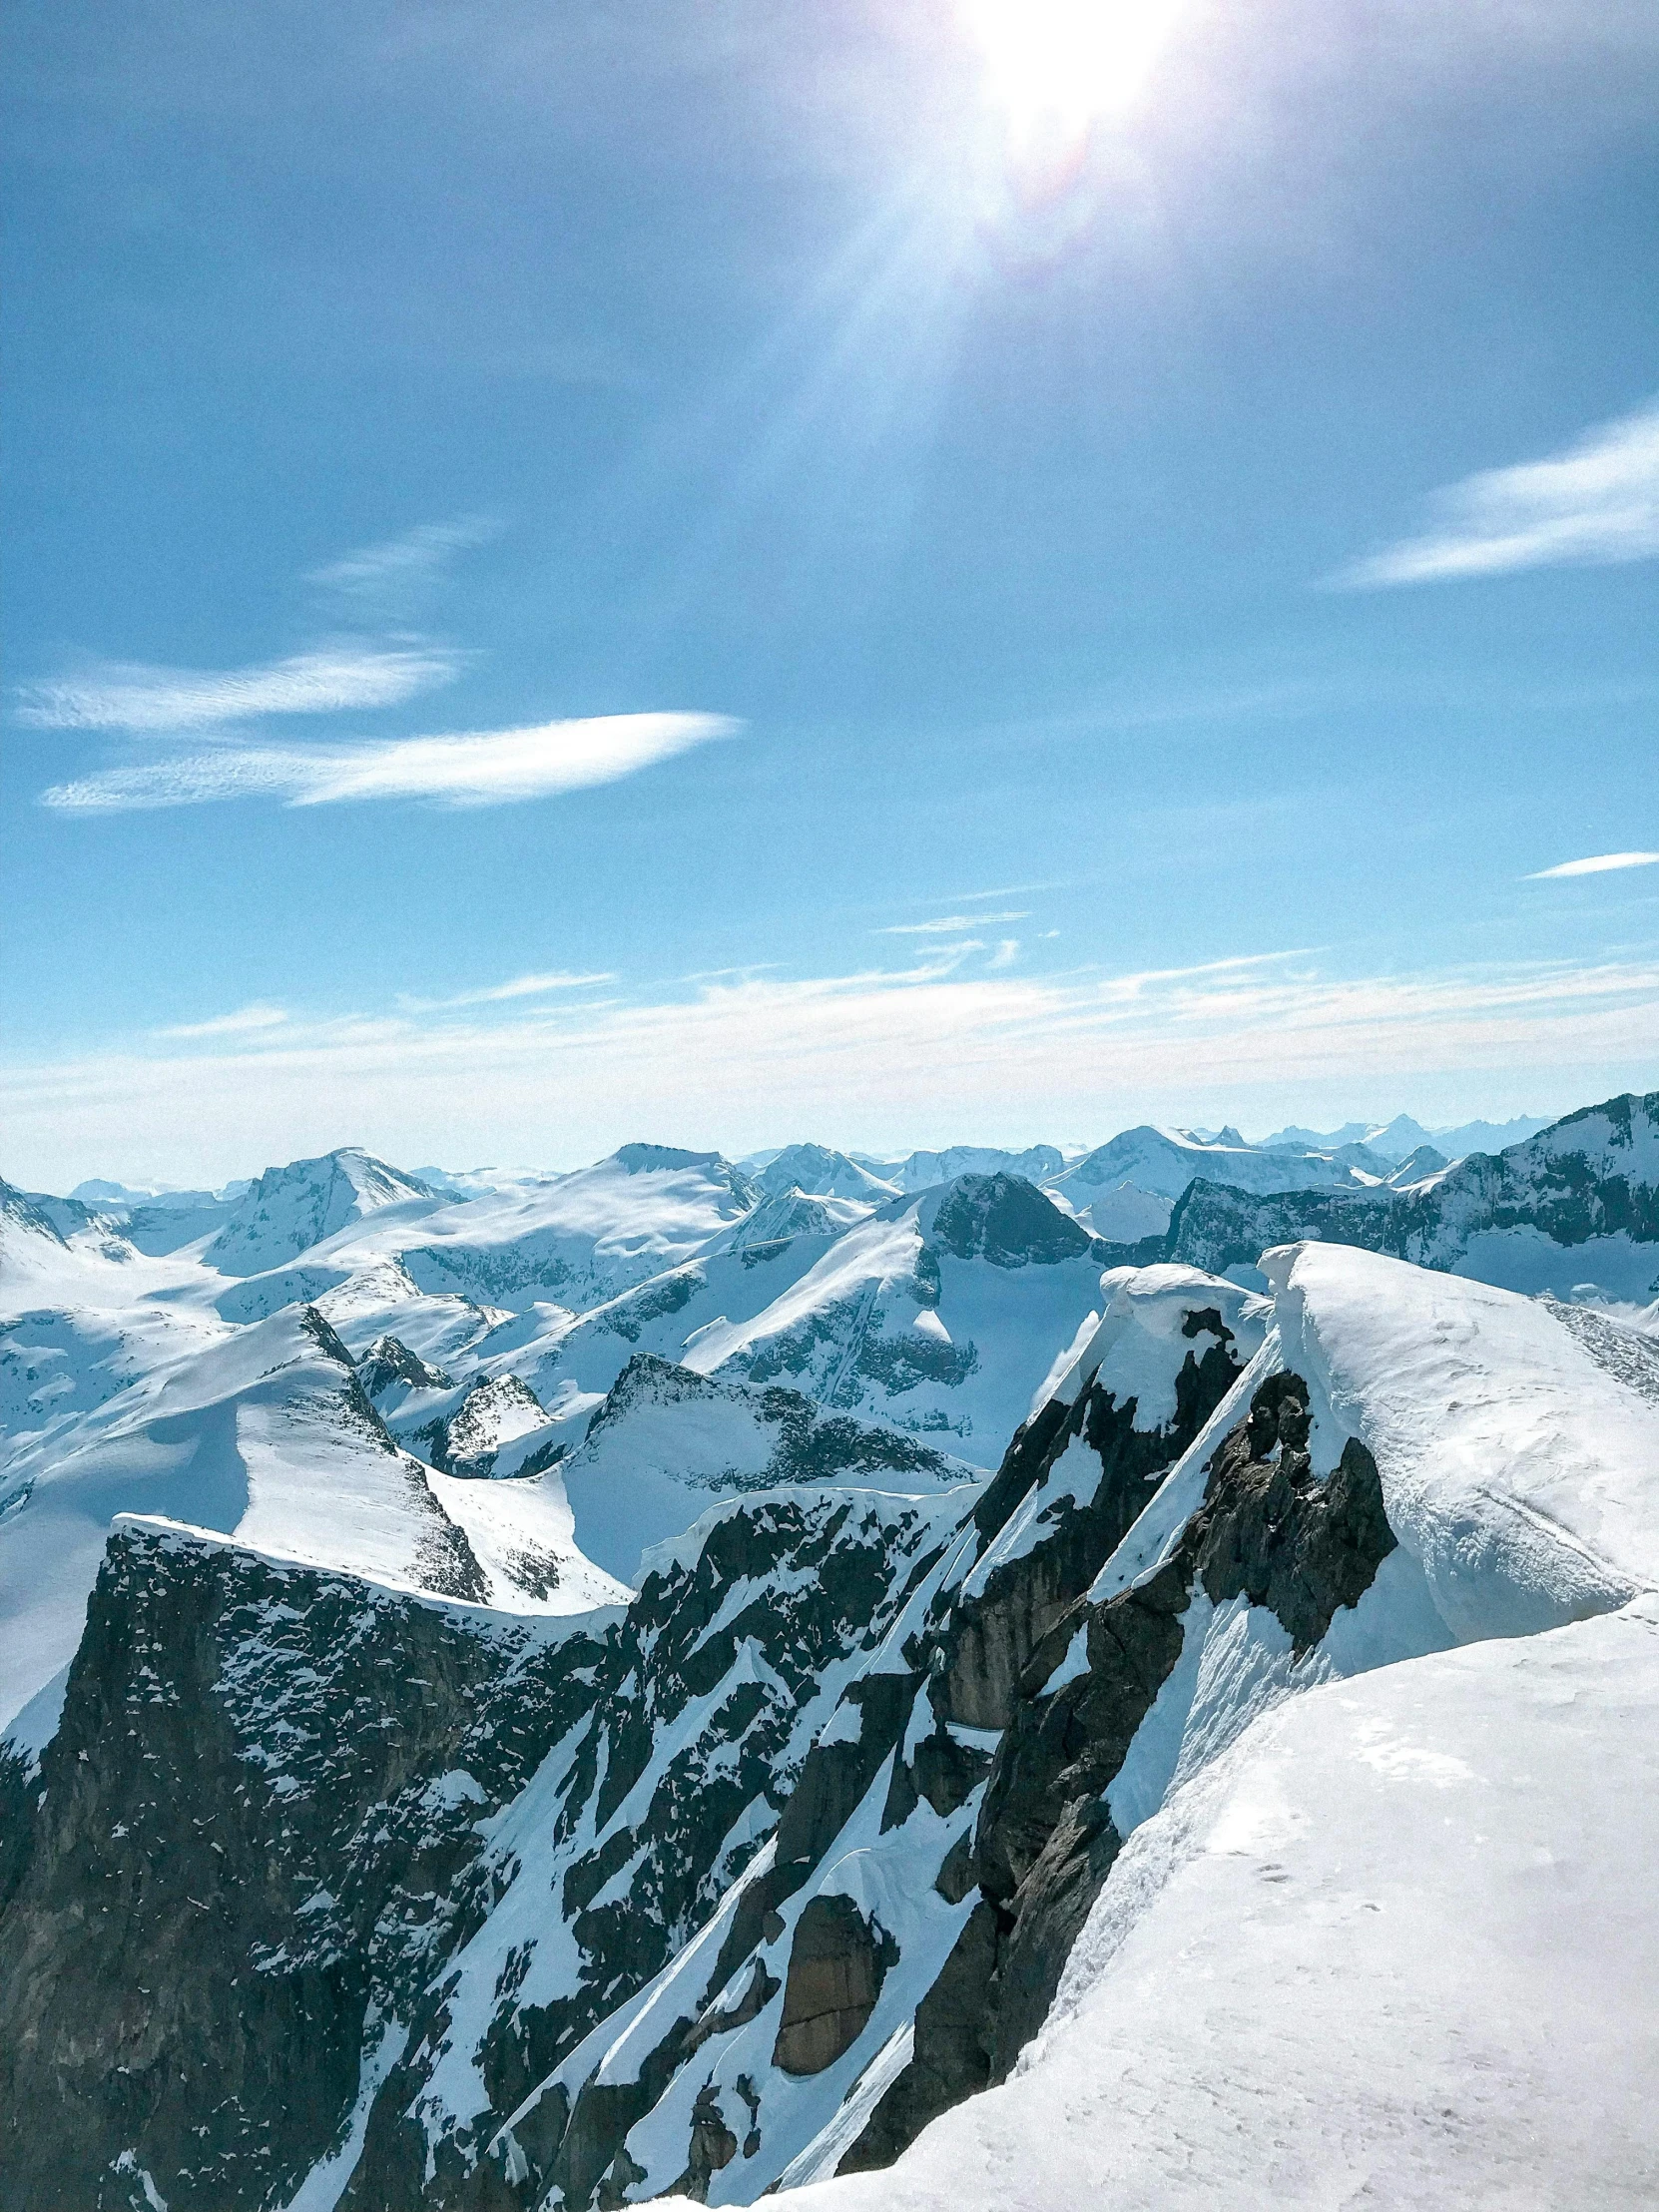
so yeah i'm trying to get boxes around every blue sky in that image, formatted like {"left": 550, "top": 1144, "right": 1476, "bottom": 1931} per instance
{"left": 3, "top": 0, "right": 1657, "bottom": 1187}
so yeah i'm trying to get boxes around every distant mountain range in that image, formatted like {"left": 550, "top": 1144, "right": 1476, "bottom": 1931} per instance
{"left": 2, "top": 1090, "right": 1655, "bottom": 2207}
{"left": 1259, "top": 1110, "right": 1552, "bottom": 1161}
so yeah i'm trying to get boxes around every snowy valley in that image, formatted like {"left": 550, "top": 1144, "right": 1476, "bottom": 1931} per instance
{"left": 1, "top": 1095, "right": 1656, "bottom": 2209}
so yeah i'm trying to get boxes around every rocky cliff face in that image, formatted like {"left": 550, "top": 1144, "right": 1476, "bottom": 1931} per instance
{"left": 0, "top": 1520, "right": 606, "bottom": 2212}
{"left": 461, "top": 1273, "right": 1265, "bottom": 2208}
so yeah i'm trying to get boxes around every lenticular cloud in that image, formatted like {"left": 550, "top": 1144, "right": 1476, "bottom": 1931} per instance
{"left": 40, "top": 711, "right": 740, "bottom": 813}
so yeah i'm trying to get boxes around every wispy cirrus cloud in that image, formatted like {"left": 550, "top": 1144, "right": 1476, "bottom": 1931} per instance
{"left": 877, "top": 910, "right": 1029, "bottom": 934}
{"left": 307, "top": 516, "right": 500, "bottom": 615}
{"left": 155, "top": 1003, "right": 289, "bottom": 1039}
{"left": 1335, "top": 397, "right": 1659, "bottom": 587}
{"left": 40, "top": 712, "right": 741, "bottom": 814}
{"left": 1527, "top": 850, "right": 1659, "bottom": 879}
{"left": 15, "top": 646, "right": 458, "bottom": 733}
{"left": 396, "top": 970, "right": 616, "bottom": 1012}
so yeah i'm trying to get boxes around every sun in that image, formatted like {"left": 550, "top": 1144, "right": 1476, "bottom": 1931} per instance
{"left": 961, "top": 0, "right": 1184, "bottom": 141}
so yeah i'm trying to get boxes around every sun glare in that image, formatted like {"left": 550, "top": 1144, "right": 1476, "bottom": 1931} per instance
{"left": 962, "top": 0, "right": 1184, "bottom": 141}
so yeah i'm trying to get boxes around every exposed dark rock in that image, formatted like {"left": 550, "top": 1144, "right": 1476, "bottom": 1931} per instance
{"left": 846, "top": 1369, "right": 1402, "bottom": 2173}
{"left": 930, "top": 1174, "right": 1100, "bottom": 1269}
{"left": 932, "top": 1832, "right": 978, "bottom": 1906}
{"left": 1194, "top": 1424, "right": 1395, "bottom": 1654}
{"left": 682, "top": 1957, "right": 781, "bottom": 2059}
{"left": 672, "top": 2082, "right": 739, "bottom": 2202}
{"left": 911, "top": 1722, "right": 991, "bottom": 1817}
{"left": 358, "top": 1333, "right": 453, "bottom": 1398}
{"left": 938, "top": 1320, "right": 1243, "bottom": 1731}
{"left": 772, "top": 1894, "right": 896, "bottom": 2076}
{"left": 0, "top": 1524, "right": 604, "bottom": 2212}
{"left": 837, "top": 1900, "right": 999, "bottom": 2175}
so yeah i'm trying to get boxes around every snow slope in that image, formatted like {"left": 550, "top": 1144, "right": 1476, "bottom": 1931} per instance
{"left": 541, "top": 1244, "right": 1659, "bottom": 2206}
{"left": 776, "top": 1595, "right": 1659, "bottom": 2212}
{"left": 304, "top": 1143, "right": 760, "bottom": 1314}
{"left": 10, "top": 1211, "right": 1659, "bottom": 2209}
{"left": 677, "top": 1176, "right": 1110, "bottom": 1451}
{"left": 1266, "top": 1240, "right": 1659, "bottom": 1632}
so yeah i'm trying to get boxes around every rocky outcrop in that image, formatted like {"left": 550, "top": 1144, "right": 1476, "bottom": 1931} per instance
{"left": 357, "top": 1491, "right": 953, "bottom": 2210}
{"left": 930, "top": 1173, "right": 1104, "bottom": 1269}
{"left": 358, "top": 1333, "right": 453, "bottom": 1399}
{"left": 936, "top": 1307, "right": 1245, "bottom": 1731}
{"left": 417, "top": 1373, "right": 548, "bottom": 1477}
{"left": 772, "top": 1895, "right": 896, "bottom": 2075}
{"left": 581, "top": 1355, "right": 973, "bottom": 1491}
{"left": 843, "top": 1368, "right": 1399, "bottom": 2172}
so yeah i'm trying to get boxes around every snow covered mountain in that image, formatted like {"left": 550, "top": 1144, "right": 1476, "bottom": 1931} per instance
{"left": 201, "top": 1147, "right": 437, "bottom": 1275}
{"left": 1166, "top": 1090, "right": 1659, "bottom": 1302}
{"left": 752, "top": 1147, "right": 898, "bottom": 1204}
{"left": 872, "top": 1145, "right": 1066, "bottom": 1193}
{"left": 1262, "top": 1109, "right": 1552, "bottom": 1163}
{"left": 1049, "top": 1123, "right": 1389, "bottom": 1216}
{"left": 3, "top": 1093, "right": 1658, "bottom": 2208}
{"left": 0, "top": 1297, "right": 624, "bottom": 1754}
{"left": 547, "top": 1354, "right": 980, "bottom": 1584}
{"left": 7, "top": 1234, "right": 1655, "bottom": 2206}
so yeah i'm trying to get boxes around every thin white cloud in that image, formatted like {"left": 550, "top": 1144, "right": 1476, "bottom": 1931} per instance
{"left": 878, "top": 910, "right": 1029, "bottom": 934}
{"left": 156, "top": 1004, "right": 289, "bottom": 1040}
{"left": 308, "top": 517, "right": 500, "bottom": 611}
{"left": 1527, "top": 850, "right": 1659, "bottom": 879}
{"left": 1336, "top": 398, "right": 1659, "bottom": 587}
{"left": 40, "top": 712, "right": 740, "bottom": 814}
{"left": 398, "top": 970, "right": 616, "bottom": 1012}
{"left": 15, "top": 647, "right": 457, "bottom": 733}
{"left": 947, "top": 881, "right": 1064, "bottom": 900}
{"left": 10, "top": 946, "right": 1654, "bottom": 1190}
{"left": 988, "top": 939, "right": 1020, "bottom": 969}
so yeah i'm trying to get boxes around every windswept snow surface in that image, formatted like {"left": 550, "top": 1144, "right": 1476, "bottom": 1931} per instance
{"left": 1265, "top": 1241, "right": 1659, "bottom": 1634}
{"left": 774, "top": 1597, "right": 1659, "bottom": 2212}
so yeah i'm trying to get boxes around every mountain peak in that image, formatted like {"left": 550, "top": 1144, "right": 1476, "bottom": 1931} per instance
{"left": 201, "top": 1148, "right": 434, "bottom": 1277}
{"left": 927, "top": 1171, "right": 1097, "bottom": 1268}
